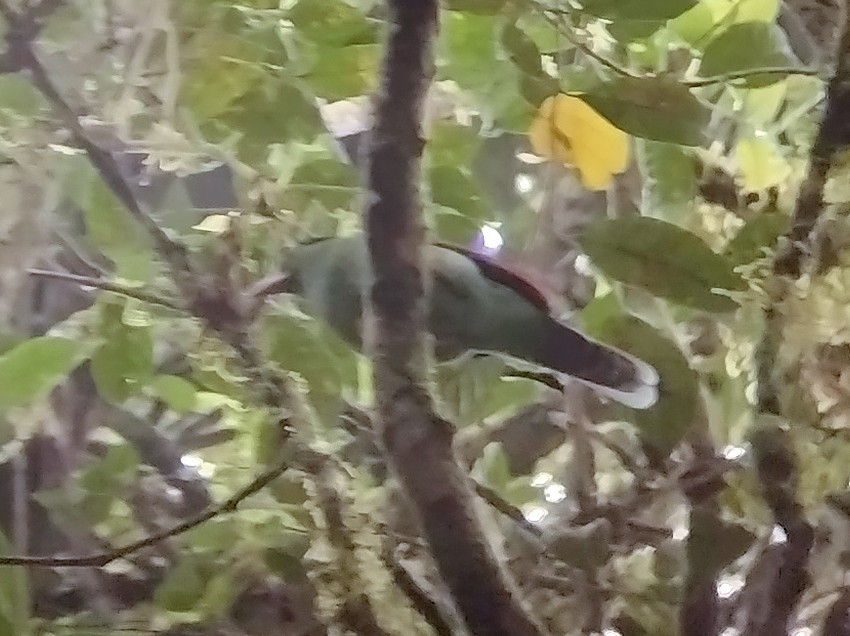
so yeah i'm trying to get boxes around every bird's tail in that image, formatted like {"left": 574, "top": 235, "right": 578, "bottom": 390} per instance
{"left": 537, "top": 318, "right": 659, "bottom": 410}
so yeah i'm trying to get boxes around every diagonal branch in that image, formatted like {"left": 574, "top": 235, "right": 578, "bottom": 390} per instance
{"left": 27, "top": 268, "right": 183, "bottom": 311}
{"left": 362, "top": 2, "right": 548, "bottom": 635}
{"left": 0, "top": 461, "right": 287, "bottom": 567}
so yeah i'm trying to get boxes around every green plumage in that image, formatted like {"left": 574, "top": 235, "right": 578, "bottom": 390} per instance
{"left": 283, "top": 235, "right": 659, "bottom": 409}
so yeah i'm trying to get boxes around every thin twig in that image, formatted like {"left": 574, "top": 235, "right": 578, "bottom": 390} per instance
{"left": 27, "top": 268, "right": 183, "bottom": 311}
{"left": 381, "top": 539, "right": 457, "bottom": 636}
{"left": 473, "top": 480, "right": 543, "bottom": 539}
{"left": 682, "top": 66, "right": 821, "bottom": 88}
{"left": 0, "top": 461, "right": 287, "bottom": 567}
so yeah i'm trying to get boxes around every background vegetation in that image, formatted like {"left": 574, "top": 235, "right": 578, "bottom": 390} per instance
{"left": 0, "top": 0, "right": 847, "bottom": 634}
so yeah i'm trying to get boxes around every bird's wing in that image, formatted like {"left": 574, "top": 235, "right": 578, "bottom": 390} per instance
{"left": 433, "top": 242, "right": 552, "bottom": 312}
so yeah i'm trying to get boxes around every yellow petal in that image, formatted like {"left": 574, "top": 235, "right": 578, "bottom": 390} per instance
{"left": 528, "top": 93, "right": 630, "bottom": 190}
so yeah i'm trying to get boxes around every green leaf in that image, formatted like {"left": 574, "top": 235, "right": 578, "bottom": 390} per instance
{"left": 91, "top": 302, "right": 154, "bottom": 402}
{"left": 265, "top": 546, "right": 310, "bottom": 581}
{"left": 580, "top": 0, "right": 696, "bottom": 21}
{"left": 0, "top": 337, "right": 87, "bottom": 410}
{"left": 431, "top": 120, "right": 482, "bottom": 170}
{"left": 606, "top": 20, "right": 668, "bottom": 42}
{"left": 154, "top": 557, "right": 206, "bottom": 612}
{"left": 440, "top": 13, "right": 496, "bottom": 86}
{"left": 444, "top": 0, "right": 510, "bottom": 12}
{"left": 437, "top": 356, "right": 540, "bottom": 425}
{"left": 281, "top": 158, "right": 359, "bottom": 213}
{"left": 78, "top": 443, "right": 140, "bottom": 494}
{"left": 301, "top": 44, "right": 381, "bottom": 100}
{"left": 440, "top": 13, "right": 533, "bottom": 129}
{"left": 669, "top": 2, "right": 720, "bottom": 48}
{"left": 264, "top": 311, "right": 358, "bottom": 424}
{"left": 724, "top": 213, "right": 789, "bottom": 266}
{"left": 0, "top": 74, "right": 42, "bottom": 116}
{"left": 500, "top": 23, "right": 543, "bottom": 76}
{"left": 700, "top": 22, "right": 795, "bottom": 87}
{"left": 471, "top": 133, "right": 528, "bottom": 216}
{"left": 205, "top": 78, "right": 323, "bottom": 167}
{"left": 432, "top": 205, "right": 482, "bottom": 246}
{"left": 78, "top": 443, "right": 140, "bottom": 524}
{"left": 197, "top": 572, "right": 238, "bottom": 621}
{"left": 579, "top": 78, "right": 710, "bottom": 146}
{"left": 0, "top": 531, "right": 27, "bottom": 636}
{"left": 473, "top": 442, "right": 512, "bottom": 491}
{"left": 588, "top": 0, "right": 698, "bottom": 42}
{"left": 149, "top": 375, "right": 198, "bottom": 412}
{"left": 580, "top": 217, "right": 746, "bottom": 312}
{"left": 687, "top": 509, "right": 755, "bottom": 583}
{"left": 182, "top": 32, "right": 267, "bottom": 120}
{"left": 287, "top": 0, "right": 375, "bottom": 46}
{"left": 637, "top": 140, "right": 697, "bottom": 220}
{"left": 85, "top": 180, "right": 156, "bottom": 282}
{"left": 581, "top": 297, "right": 699, "bottom": 454}
{"left": 185, "top": 517, "right": 240, "bottom": 554}
{"left": 429, "top": 165, "right": 489, "bottom": 225}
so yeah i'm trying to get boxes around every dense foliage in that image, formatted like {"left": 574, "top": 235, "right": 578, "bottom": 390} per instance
{"left": 0, "top": 0, "right": 847, "bottom": 635}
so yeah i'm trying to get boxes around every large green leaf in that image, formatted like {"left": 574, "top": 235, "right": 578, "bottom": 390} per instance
{"left": 700, "top": 22, "right": 795, "bottom": 87}
{"left": 439, "top": 13, "right": 533, "bottom": 129}
{"left": 264, "top": 311, "right": 358, "bottom": 425}
{"left": 300, "top": 44, "right": 381, "bottom": 100}
{"left": 91, "top": 302, "right": 154, "bottom": 402}
{"left": 580, "top": 217, "right": 746, "bottom": 312}
{"left": 0, "top": 337, "right": 88, "bottom": 410}
{"left": 85, "top": 180, "right": 156, "bottom": 282}
{"left": 687, "top": 509, "right": 755, "bottom": 583}
{"left": 500, "top": 23, "right": 544, "bottom": 77}
{"left": 77, "top": 443, "right": 140, "bottom": 525}
{"left": 440, "top": 13, "right": 499, "bottom": 90}
{"left": 589, "top": 0, "right": 697, "bottom": 42}
{"left": 205, "top": 78, "right": 324, "bottom": 167}
{"left": 0, "top": 74, "right": 42, "bottom": 117}
{"left": 148, "top": 375, "right": 199, "bottom": 413}
{"left": 154, "top": 556, "right": 207, "bottom": 612}
{"left": 724, "top": 213, "right": 789, "bottom": 266}
{"left": 638, "top": 140, "right": 697, "bottom": 221}
{"left": 279, "top": 158, "right": 359, "bottom": 214}
{"left": 580, "top": 0, "right": 696, "bottom": 21}
{"left": 579, "top": 78, "right": 710, "bottom": 146}
{"left": 287, "top": 0, "right": 376, "bottom": 46}
{"left": 581, "top": 296, "right": 698, "bottom": 455}
{"left": 182, "top": 32, "right": 268, "bottom": 120}
{"left": 429, "top": 164, "right": 489, "bottom": 226}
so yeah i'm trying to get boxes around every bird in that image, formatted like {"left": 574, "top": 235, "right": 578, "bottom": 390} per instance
{"left": 264, "top": 235, "right": 660, "bottom": 409}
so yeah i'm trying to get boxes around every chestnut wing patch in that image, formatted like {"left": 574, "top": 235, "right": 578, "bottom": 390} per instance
{"left": 434, "top": 243, "right": 552, "bottom": 313}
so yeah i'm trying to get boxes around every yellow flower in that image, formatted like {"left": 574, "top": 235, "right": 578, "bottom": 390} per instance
{"left": 529, "top": 93, "right": 630, "bottom": 190}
